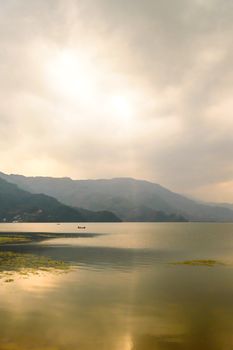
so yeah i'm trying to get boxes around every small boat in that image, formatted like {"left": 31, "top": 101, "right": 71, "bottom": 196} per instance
{"left": 77, "top": 226, "right": 86, "bottom": 229}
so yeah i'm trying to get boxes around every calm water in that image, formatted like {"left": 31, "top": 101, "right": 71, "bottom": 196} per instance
{"left": 0, "top": 222, "right": 233, "bottom": 350}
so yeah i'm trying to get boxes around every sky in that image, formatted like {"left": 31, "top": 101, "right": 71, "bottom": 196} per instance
{"left": 0, "top": 0, "right": 233, "bottom": 202}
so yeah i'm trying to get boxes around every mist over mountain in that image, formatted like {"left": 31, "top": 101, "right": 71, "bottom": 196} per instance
{"left": 0, "top": 177, "right": 120, "bottom": 223}
{"left": 1, "top": 172, "right": 233, "bottom": 222}
{"left": 209, "top": 202, "right": 233, "bottom": 211}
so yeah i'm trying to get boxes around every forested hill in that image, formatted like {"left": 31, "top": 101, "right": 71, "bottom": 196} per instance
{"left": 1, "top": 173, "right": 233, "bottom": 222}
{"left": 0, "top": 177, "right": 121, "bottom": 222}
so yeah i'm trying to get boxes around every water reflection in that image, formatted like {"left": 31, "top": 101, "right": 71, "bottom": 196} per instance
{"left": 0, "top": 223, "right": 232, "bottom": 349}
{"left": 0, "top": 265, "right": 232, "bottom": 349}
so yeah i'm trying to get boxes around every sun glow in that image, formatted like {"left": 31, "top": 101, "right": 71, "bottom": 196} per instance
{"left": 47, "top": 50, "right": 97, "bottom": 102}
{"left": 110, "top": 94, "right": 134, "bottom": 120}
{"left": 46, "top": 49, "right": 141, "bottom": 128}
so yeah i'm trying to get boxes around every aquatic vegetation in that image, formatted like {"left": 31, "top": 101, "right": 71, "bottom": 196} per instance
{"left": 0, "top": 231, "right": 90, "bottom": 282}
{"left": 0, "top": 231, "right": 103, "bottom": 245}
{"left": 0, "top": 251, "right": 69, "bottom": 272}
{"left": 0, "top": 251, "right": 70, "bottom": 283}
{"left": 4, "top": 278, "right": 14, "bottom": 283}
{"left": 0, "top": 236, "right": 31, "bottom": 244}
{"left": 170, "top": 259, "right": 226, "bottom": 267}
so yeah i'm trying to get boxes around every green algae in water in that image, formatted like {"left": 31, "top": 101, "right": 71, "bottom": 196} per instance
{"left": 4, "top": 278, "right": 14, "bottom": 283}
{"left": 0, "top": 236, "right": 31, "bottom": 244}
{"left": 0, "top": 233, "right": 74, "bottom": 280}
{"left": 0, "top": 251, "right": 70, "bottom": 275}
{"left": 169, "top": 259, "right": 226, "bottom": 267}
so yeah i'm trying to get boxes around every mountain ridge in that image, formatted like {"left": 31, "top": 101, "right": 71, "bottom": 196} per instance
{"left": 0, "top": 172, "right": 233, "bottom": 222}
{"left": 0, "top": 176, "right": 121, "bottom": 222}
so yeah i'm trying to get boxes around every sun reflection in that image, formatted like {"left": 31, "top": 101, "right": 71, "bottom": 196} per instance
{"left": 120, "top": 333, "right": 133, "bottom": 350}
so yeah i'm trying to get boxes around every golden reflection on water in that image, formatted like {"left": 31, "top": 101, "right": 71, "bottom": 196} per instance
{"left": 0, "top": 264, "right": 232, "bottom": 350}
{"left": 0, "top": 223, "right": 232, "bottom": 349}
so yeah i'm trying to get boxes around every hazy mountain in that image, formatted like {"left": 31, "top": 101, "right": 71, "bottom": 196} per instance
{"left": 209, "top": 202, "right": 233, "bottom": 211}
{"left": 1, "top": 172, "right": 233, "bottom": 222}
{"left": 0, "top": 177, "right": 120, "bottom": 222}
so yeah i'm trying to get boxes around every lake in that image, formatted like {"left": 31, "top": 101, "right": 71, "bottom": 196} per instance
{"left": 0, "top": 222, "right": 232, "bottom": 350}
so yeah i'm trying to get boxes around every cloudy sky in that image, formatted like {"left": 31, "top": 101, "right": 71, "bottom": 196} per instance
{"left": 0, "top": 0, "right": 233, "bottom": 202}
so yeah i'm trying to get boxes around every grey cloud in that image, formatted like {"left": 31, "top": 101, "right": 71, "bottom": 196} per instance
{"left": 0, "top": 0, "right": 233, "bottom": 201}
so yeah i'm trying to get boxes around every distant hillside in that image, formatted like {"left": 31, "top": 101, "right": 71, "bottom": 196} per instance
{"left": 0, "top": 177, "right": 120, "bottom": 222}
{"left": 1, "top": 173, "right": 233, "bottom": 222}
{"left": 209, "top": 202, "right": 233, "bottom": 211}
